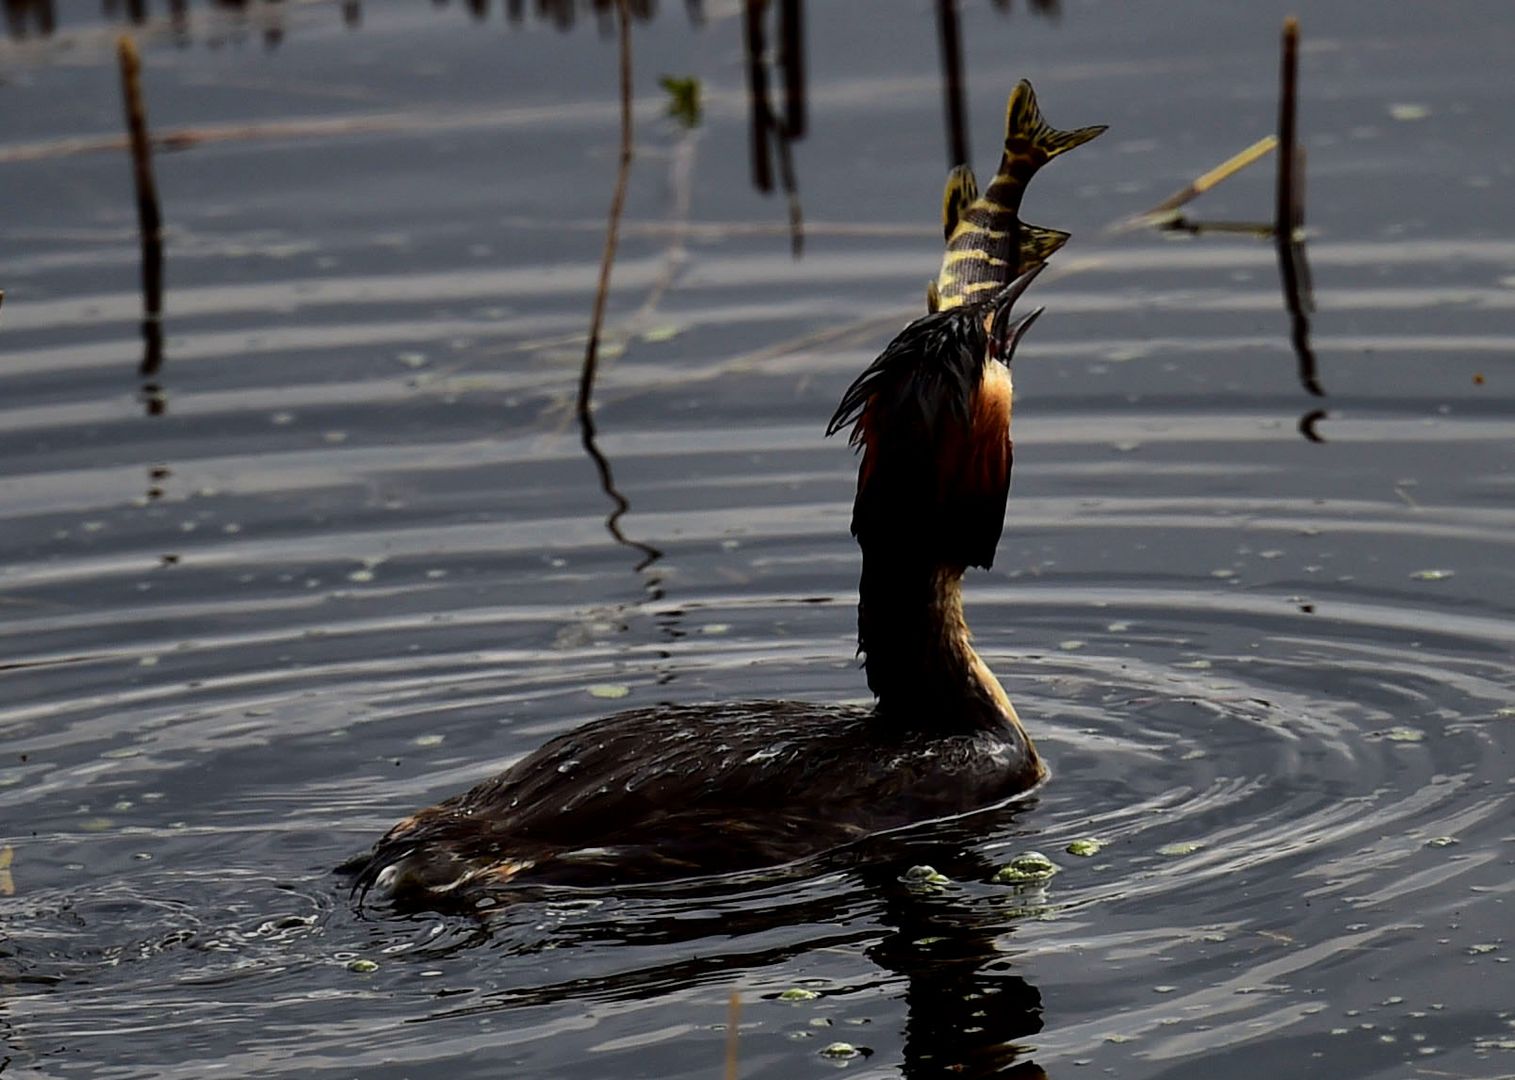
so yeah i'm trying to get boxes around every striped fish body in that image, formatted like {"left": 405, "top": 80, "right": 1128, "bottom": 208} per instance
{"left": 929, "top": 80, "right": 1106, "bottom": 313}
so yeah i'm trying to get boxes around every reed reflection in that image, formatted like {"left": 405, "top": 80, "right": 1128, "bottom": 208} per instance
{"left": 1132, "top": 16, "right": 1324, "bottom": 439}
{"left": 117, "top": 37, "right": 166, "bottom": 398}
{"left": 575, "top": 0, "right": 663, "bottom": 573}
{"left": 118, "top": 35, "right": 174, "bottom": 532}
{"left": 742, "top": 0, "right": 806, "bottom": 256}
{"left": 3, "top": 0, "right": 54, "bottom": 38}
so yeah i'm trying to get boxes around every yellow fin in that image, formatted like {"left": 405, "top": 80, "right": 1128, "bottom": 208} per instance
{"left": 1004, "top": 79, "right": 1107, "bottom": 161}
{"left": 1019, "top": 223, "right": 1071, "bottom": 273}
{"left": 940, "top": 164, "right": 979, "bottom": 242}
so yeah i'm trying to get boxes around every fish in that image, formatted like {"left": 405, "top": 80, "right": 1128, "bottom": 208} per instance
{"left": 927, "top": 80, "right": 1106, "bottom": 313}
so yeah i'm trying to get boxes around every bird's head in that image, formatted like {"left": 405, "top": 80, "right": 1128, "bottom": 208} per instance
{"left": 827, "top": 265, "right": 1044, "bottom": 570}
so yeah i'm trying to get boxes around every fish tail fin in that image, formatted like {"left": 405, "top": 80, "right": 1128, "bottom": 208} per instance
{"left": 1018, "top": 222, "right": 1071, "bottom": 274}
{"left": 1003, "top": 79, "right": 1107, "bottom": 166}
{"left": 941, "top": 164, "right": 979, "bottom": 242}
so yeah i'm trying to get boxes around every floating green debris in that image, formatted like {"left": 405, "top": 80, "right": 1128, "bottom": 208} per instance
{"left": 1388, "top": 103, "right": 1431, "bottom": 122}
{"left": 902, "top": 864, "right": 950, "bottom": 885}
{"left": 1382, "top": 726, "right": 1425, "bottom": 743}
{"left": 1157, "top": 841, "right": 1203, "bottom": 857}
{"left": 1466, "top": 943, "right": 1499, "bottom": 955}
{"left": 413, "top": 734, "right": 445, "bottom": 748}
{"left": 778, "top": 988, "right": 820, "bottom": 1002}
{"left": 992, "top": 851, "right": 1059, "bottom": 885}
{"left": 587, "top": 684, "right": 630, "bottom": 700}
{"left": 1424, "top": 836, "right": 1458, "bottom": 848}
{"left": 659, "top": 75, "right": 703, "bottom": 129}
{"left": 819, "top": 1042, "right": 863, "bottom": 1060}
{"left": 641, "top": 323, "right": 684, "bottom": 344}
{"left": 1409, "top": 568, "right": 1455, "bottom": 581}
{"left": 1066, "top": 838, "right": 1104, "bottom": 857}
{"left": 1058, "top": 640, "right": 1086, "bottom": 652}
{"left": 78, "top": 817, "right": 115, "bottom": 833}
{"left": 346, "top": 958, "right": 379, "bottom": 973}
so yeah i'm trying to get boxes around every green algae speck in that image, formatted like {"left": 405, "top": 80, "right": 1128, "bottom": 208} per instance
{"left": 992, "top": 851, "right": 1059, "bottom": 885}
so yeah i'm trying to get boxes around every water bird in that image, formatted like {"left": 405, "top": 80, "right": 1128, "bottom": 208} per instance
{"left": 927, "top": 80, "right": 1105, "bottom": 313}
{"left": 347, "top": 268, "right": 1053, "bottom": 904}
{"left": 348, "top": 84, "right": 1106, "bottom": 906}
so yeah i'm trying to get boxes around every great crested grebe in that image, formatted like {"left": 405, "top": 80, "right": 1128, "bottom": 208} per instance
{"left": 348, "top": 84, "right": 1104, "bottom": 906}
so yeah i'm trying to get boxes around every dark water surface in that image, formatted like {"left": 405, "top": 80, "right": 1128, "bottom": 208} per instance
{"left": 3, "top": 1, "right": 1513, "bottom": 1076}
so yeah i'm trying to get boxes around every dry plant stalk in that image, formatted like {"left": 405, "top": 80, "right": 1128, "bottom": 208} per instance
{"left": 576, "top": 0, "right": 634, "bottom": 426}
{"left": 1139, "top": 135, "right": 1278, "bottom": 225}
{"left": 118, "top": 35, "right": 166, "bottom": 377}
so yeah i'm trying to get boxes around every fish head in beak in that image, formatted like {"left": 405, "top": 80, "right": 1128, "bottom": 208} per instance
{"left": 827, "top": 265, "right": 1046, "bottom": 570}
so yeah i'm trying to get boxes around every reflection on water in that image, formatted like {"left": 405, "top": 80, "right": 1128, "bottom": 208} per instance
{"left": 742, "top": 0, "right": 805, "bottom": 255}
{"left": 1, "top": 0, "right": 676, "bottom": 41}
{"left": 1138, "top": 16, "right": 1324, "bottom": 434}
{"left": 0, "top": 0, "right": 1067, "bottom": 43}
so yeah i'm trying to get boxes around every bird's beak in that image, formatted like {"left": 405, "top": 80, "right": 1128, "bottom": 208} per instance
{"left": 986, "top": 263, "right": 1046, "bottom": 366}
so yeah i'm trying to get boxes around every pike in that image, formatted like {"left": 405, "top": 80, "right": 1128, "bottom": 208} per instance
{"left": 927, "top": 80, "right": 1106, "bottom": 313}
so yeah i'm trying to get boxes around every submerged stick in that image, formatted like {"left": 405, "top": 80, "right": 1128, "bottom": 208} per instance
{"left": 117, "top": 35, "right": 164, "bottom": 378}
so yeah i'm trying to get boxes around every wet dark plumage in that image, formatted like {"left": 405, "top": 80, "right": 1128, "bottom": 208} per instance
{"left": 350, "top": 701, "right": 1038, "bottom": 902}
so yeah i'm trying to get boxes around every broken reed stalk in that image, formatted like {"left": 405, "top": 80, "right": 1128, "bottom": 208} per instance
{"left": 934, "top": 0, "right": 970, "bottom": 168}
{"left": 1274, "top": 14, "right": 1322, "bottom": 397}
{"left": 1144, "top": 135, "right": 1277, "bottom": 222}
{"left": 574, "top": 0, "right": 661, "bottom": 571}
{"left": 117, "top": 34, "right": 165, "bottom": 377}
{"left": 1275, "top": 16, "right": 1300, "bottom": 250}
{"left": 724, "top": 990, "right": 742, "bottom": 1080}
{"left": 575, "top": 0, "right": 634, "bottom": 430}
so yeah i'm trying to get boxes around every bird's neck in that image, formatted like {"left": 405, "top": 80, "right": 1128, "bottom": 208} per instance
{"left": 857, "top": 551, "right": 1023, "bottom": 734}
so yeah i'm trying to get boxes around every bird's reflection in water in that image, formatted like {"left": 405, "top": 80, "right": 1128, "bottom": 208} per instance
{"left": 403, "top": 799, "right": 1050, "bottom": 1079}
